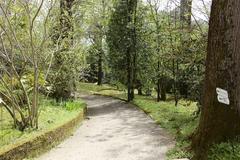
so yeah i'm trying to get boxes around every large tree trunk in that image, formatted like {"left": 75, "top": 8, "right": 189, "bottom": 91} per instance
{"left": 192, "top": 1, "right": 240, "bottom": 159}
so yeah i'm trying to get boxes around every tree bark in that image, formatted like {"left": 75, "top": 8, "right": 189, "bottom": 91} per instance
{"left": 126, "top": 0, "right": 137, "bottom": 102}
{"left": 180, "top": 0, "right": 192, "bottom": 27}
{"left": 172, "top": 59, "right": 179, "bottom": 106}
{"left": 157, "top": 62, "right": 161, "bottom": 102}
{"left": 53, "top": 0, "right": 75, "bottom": 101}
{"left": 97, "top": 0, "right": 106, "bottom": 86}
{"left": 97, "top": 49, "right": 103, "bottom": 85}
{"left": 138, "top": 87, "right": 143, "bottom": 95}
{"left": 60, "top": 0, "right": 74, "bottom": 42}
{"left": 160, "top": 77, "right": 166, "bottom": 101}
{"left": 192, "top": 1, "right": 240, "bottom": 159}
{"left": 127, "top": 48, "right": 133, "bottom": 102}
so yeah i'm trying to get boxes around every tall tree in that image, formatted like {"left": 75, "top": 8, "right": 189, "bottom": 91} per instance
{"left": 51, "top": 0, "right": 76, "bottom": 101}
{"left": 147, "top": 0, "right": 167, "bottom": 102}
{"left": 96, "top": 0, "right": 107, "bottom": 86}
{"left": 192, "top": 0, "right": 240, "bottom": 159}
{"left": 85, "top": 0, "right": 110, "bottom": 85}
{"left": 180, "top": 0, "right": 192, "bottom": 48}
{"left": 107, "top": 0, "right": 137, "bottom": 102}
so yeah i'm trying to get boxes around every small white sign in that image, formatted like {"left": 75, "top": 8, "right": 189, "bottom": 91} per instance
{"left": 216, "top": 88, "right": 230, "bottom": 105}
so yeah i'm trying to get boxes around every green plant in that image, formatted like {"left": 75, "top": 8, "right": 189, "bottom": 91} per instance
{"left": 208, "top": 142, "right": 240, "bottom": 160}
{"left": 65, "top": 101, "right": 85, "bottom": 111}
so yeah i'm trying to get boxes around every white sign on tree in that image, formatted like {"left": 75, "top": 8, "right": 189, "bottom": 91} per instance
{"left": 216, "top": 88, "right": 230, "bottom": 105}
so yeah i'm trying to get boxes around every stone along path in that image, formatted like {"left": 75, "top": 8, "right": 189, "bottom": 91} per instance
{"left": 38, "top": 94, "right": 174, "bottom": 160}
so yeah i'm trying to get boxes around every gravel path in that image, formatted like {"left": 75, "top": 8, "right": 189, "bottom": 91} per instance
{"left": 37, "top": 94, "right": 174, "bottom": 160}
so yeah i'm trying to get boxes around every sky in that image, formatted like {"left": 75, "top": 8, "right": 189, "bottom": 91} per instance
{"left": 144, "top": 0, "right": 212, "bottom": 21}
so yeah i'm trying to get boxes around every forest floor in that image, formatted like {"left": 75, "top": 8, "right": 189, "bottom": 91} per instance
{"left": 37, "top": 93, "right": 174, "bottom": 160}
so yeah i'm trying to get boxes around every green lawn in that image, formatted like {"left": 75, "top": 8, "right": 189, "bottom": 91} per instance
{"left": 0, "top": 97, "right": 85, "bottom": 151}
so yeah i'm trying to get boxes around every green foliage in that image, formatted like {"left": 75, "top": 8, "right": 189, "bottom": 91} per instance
{"left": 0, "top": 0, "right": 56, "bottom": 130}
{"left": 167, "top": 143, "right": 193, "bottom": 160}
{"left": 106, "top": 0, "right": 138, "bottom": 88}
{"left": 208, "top": 142, "right": 240, "bottom": 160}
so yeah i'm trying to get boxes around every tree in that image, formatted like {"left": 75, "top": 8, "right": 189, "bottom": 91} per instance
{"left": 179, "top": 0, "right": 193, "bottom": 106}
{"left": 51, "top": 0, "right": 76, "bottom": 101}
{"left": 180, "top": 0, "right": 192, "bottom": 27}
{"left": 0, "top": 0, "right": 54, "bottom": 130}
{"left": 192, "top": 0, "right": 240, "bottom": 159}
{"left": 84, "top": 0, "right": 111, "bottom": 85}
{"left": 134, "top": 3, "right": 156, "bottom": 96}
{"left": 147, "top": 0, "right": 162, "bottom": 101}
{"left": 107, "top": 0, "right": 138, "bottom": 102}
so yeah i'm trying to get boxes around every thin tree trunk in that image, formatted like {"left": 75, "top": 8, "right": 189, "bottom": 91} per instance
{"left": 126, "top": 0, "right": 137, "bottom": 102}
{"left": 138, "top": 87, "right": 143, "bottom": 95}
{"left": 157, "top": 61, "right": 161, "bottom": 102}
{"left": 131, "top": 0, "right": 137, "bottom": 100}
{"left": 97, "top": 49, "right": 103, "bottom": 85}
{"left": 97, "top": 0, "right": 106, "bottom": 86}
{"left": 173, "top": 59, "right": 178, "bottom": 106}
{"left": 127, "top": 49, "right": 132, "bottom": 102}
{"left": 160, "top": 78, "right": 166, "bottom": 101}
{"left": 192, "top": 1, "right": 240, "bottom": 159}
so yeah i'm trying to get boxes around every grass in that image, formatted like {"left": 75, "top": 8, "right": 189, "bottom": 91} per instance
{"left": 0, "top": 97, "right": 86, "bottom": 151}
{"left": 134, "top": 98, "right": 198, "bottom": 159}
{"left": 77, "top": 82, "right": 116, "bottom": 93}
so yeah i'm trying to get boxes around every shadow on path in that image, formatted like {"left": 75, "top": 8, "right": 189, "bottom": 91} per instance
{"left": 38, "top": 94, "right": 174, "bottom": 160}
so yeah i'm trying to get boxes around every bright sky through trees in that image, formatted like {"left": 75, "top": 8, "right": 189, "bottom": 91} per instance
{"left": 144, "top": 0, "right": 211, "bottom": 21}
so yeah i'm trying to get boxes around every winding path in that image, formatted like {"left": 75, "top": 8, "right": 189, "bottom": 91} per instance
{"left": 38, "top": 94, "right": 174, "bottom": 160}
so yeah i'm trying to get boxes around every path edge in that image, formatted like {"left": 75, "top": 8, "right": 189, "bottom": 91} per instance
{"left": 92, "top": 93, "right": 175, "bottom": 140}
{"left": 0, "top": 106, "right": 87, "bottom": 160}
